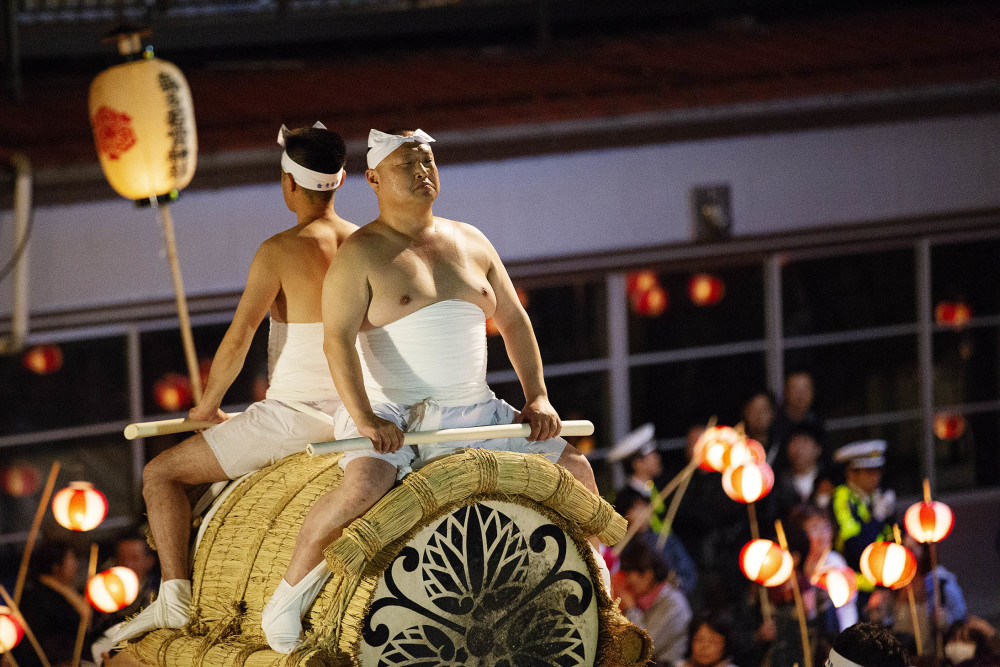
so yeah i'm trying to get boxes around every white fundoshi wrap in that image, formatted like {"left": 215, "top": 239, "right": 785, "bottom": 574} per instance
{"left": 825, "top": 648, "right": 865, "bottom": 667}
{"left": 277, "top": 121, "right": 345, "bottom": 191}
{"left": 366, "top": 128, "right": 435, "bottom": 169}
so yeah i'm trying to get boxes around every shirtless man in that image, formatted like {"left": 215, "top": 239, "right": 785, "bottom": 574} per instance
{"left": 261, "top": 129, "right": 601, "bottom": 652}
{"left": 113, "top": 123, "right": 357, "bottom": 643}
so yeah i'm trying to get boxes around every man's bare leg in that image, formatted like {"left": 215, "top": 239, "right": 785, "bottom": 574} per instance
{"left": 263, "top": 456, "right": 396, "bottom": 653}
{"left": 112, "top": 435, "right": 228, "bottom": 642}
{"left": 556, "top": 443, "right": 610, "bottom": 588}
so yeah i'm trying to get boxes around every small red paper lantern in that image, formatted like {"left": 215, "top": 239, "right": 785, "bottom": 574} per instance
{"left": 739, "top": 539, "right": 793, "bottom": 587}
{"left": 22, "top": 344, "right": 63, "bottom": 375}
{"left": 935, "top": 302, "right": 971, "bottom": 328}
{"left": 687, "top": 273, "right": 725, "bottom": 306}
{"left": 0, "top": 462, "right": 42, "bottom": 497}
{"left": 86, "top": 566, "right": 140, "bottom": 613}
{"left": 722, "top": 462, "right": 774, "bottom": 504}
{"left": 626, "top": 270, "right": 659, "bottom": 295}
{"left": 904, "top": 500, "right": 954, "bottom": 544}
{"left": 860, "top": 541, "right": 917, "bottom": 590}
{"left": 933, "top": 413, "right": 966, "bottom": 440}
{"left": 51, "top": 481, "right": 108, "bottom": 532}
{"left": 720, "top": 438, "right": 767, "bottom": 470}
{"left": 0, "top": 606, "right": 23, "bottom": 651}
{"left": 693, "top": 425, "right": 742, "bottom": 472}
{"left": 154, "top": 372, "right": 193, "bottom": 412}
{"left": 630, "top": 285, "right": 668, "bottom": 317}
{"left": 811, "top": 566, "right": 858, "bottom": 608}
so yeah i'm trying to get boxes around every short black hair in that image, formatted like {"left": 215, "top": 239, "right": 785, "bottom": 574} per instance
{"left": 618, "top": 537, "right": 670, "bottom": 583}
{"left": 283, "top": 126, "right": 347, "bottom": 178}
{"left": 831, "top": 622, "right": 908, "bottom": 667}
{"left": 31, "top": 539, "right": 76, "bottom": 577}
{"left": 687, "top": 610, "right": 734, "bottom": 659}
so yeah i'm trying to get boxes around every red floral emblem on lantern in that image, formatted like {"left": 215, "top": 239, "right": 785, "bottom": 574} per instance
{"left": 92, "top": 106, "right": 137, "bottom": 161}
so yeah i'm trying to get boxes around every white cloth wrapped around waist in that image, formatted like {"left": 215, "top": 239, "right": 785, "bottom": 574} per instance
{"left": 357, "top": 299, "right": 493, "bottom": 406}
{"left": 265, "top": 319, "right": 340, "bottom": 403}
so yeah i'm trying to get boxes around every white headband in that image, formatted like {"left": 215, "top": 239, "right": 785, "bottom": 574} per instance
{"left": 366, "top": 129, "right": 435, "bottom": 169}
{"left": 825, "top": 648, "right": 864, "bottom": 667}
{"left": 277, "top": 122, "right": 345, "bottom": 192}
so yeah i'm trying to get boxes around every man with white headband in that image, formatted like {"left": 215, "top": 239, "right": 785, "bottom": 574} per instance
{"left": 113, "top": 123, "right": 358, "bottom": 643}
{"left": 827, "top": 621, "right": 908, "bottom": 667}
{"left": 261, "top": 128, "right": 604, "bottom": 651}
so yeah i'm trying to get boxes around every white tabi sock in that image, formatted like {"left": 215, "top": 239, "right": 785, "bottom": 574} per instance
{"left": 261, "top": 562, "right": 332, "bottom": 653}
{"left": 590, "top": 543, "right": 612, "bottom": 593}
{"left": 111, "top": 578, "right": 191, "bottom": 644}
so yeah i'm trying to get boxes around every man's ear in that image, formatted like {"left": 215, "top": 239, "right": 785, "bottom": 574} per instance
{"left": 365, "top": 168, "right": 379, "bottom": 190}
{"left": 285, "top": 173, "right": 298, "bottom": 192}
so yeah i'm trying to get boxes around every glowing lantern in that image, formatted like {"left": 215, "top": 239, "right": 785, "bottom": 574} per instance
{"left": 860, "top": 541, "right": 917, "bottom": 590}
{"left": 52, "top": 481, "right": 108, "bottom": 532}
{"left": 904, "top": 500, "right": 954, "bottom": 544}
{"left": 935, "top": 302, "right": 971, "bottom": 328}
{"left": 722, "top": 462, "right": 774, "bottom": 503}
{"left": 811, "top": 566, "right": 858, "bottom": 608}
{"left": 630, "top": 285, "right": 668, "bottom": 317}
{"left": 739, "top": 539, "right": 793, "bottom": 587}
{"left": 574, "top": 436, "right": 595, "bottom": 455}
{"left": 154, "top": 372, "right": 193, "bottom": 412}
{"left": 626, "top": 270, "right": 659, "bottom": 295}
{"left": 693, "top": 425, "right": 742, "bottom": 472}
{"left": 0, "top": 606, "right": 23, "bottom": 651}
{"left": 0, "top": 462, "right": 42, "bottom": 497}
{"left": 86, "top": 566, "right": 140, "bottom": 613}
{"left": 687, "top": 273, "right": 725, "bottom": 306}
{"left": 933, "top": 413, "right": 966, "bottom": 440}
{"left": 720, "top": 438, "right": 767, "bottom": 470}
{"left": 486, "top": 286, "right": 529, "bottom": 336}
{"left": 22, "top": 344, "right": 63, "bottom": 375}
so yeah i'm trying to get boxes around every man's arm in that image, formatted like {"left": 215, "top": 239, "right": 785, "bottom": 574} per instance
{"left": 479, "top": 229, "right": 561, "bottom": 441}
{"left": 321, "top": 241, "right": 404, "bottom": 452}
{"left": 189, "top": 244, "right": 279, "bottom": 423}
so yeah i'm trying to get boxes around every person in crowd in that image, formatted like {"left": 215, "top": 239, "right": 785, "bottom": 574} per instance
{"left": 610, "top": 423, "right": 665, "bottom": 531}
{"left": 828, "top": 621, "right": 908, "bottom": 667}
{"left": 91, "top": 531, "right": 161, "bottom": 657}
{"left": 114, "top": 123, "right": 357, "bottom": 643}
{"left": 789, "top": 505, "right": 858, "bottom": 632}
{"left": 944, "top": 617, "right": 1000, "bottom": 666}
{"left": 771, "top": 372, "right": 827, "bottom": 472}
{"left": 616, "top": 538, "right": 692, "bottom": 666}
{"left": 740, "top": 390, "right": 776, "bottom": 459}
{"left": 676, "top": 611, "right": 739, "bottom": 667}
{"left": 613, "top": 492, "right": 698, "bottom": 597}
{"left": 771, "top": 427, "right": 834, "bottom": 517}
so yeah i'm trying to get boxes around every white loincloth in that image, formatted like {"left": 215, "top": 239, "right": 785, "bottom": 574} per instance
{"left": 204, "top": 318, "right": 341, "bottom": 478}
{"left": 338, "top": 300, "right": 565, "bottom": 478}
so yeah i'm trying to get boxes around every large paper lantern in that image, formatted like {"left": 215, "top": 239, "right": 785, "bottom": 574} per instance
{"left": 630, "top": 284, "right": 668, "bottom": 317}
{"left": 739, "top": 539, "right": 793, "bottom": 587}
{"left": 722, "top": 462, "right": 774, "bottom": 504}
{"left": 693, "top": 425, "right": 742, "bottom": 472}
{"left": 52, "top": 481, "right": 108, "bottom": 531}
{"left": 720, "top": 438, "right": 767, "bottom": 470}
{"left": 688, "top": 273, "right": 725, "bottom": 306}
{"left": 0, "top": 462, "right": 42, "bottom": 497}
{"left": 904, "top": 500, "right": 954, "bottom": 544}
{"left": 89, "top": 48, "right": 196, "bottom": 200}
{"left": 0, "top": 606, "right": 23, "bottom": 651}
{"left": 87, "top": 566, "right": 140, "bottom": 613}
{"left": 22, "top": 344, "right": 63, "bottom": 375}
{"left": 811, "top": 566, "right": 858, "bottom": 608}
{"left": 860, "top": 541, "right": 917, "bottom": 590}
{"left": 154, "top": 372, "right": 193, "bottom": 412}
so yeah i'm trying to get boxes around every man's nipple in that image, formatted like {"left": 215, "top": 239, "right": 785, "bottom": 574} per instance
{"left": 400, "top": 294, "right": 411, "bottom": 305}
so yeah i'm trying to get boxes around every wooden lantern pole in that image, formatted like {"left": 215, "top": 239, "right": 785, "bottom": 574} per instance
{"left": 13, "top": 462, "right": 60, "bottom": 605}
{"left": 922, "top": 479, "right": 944, "bottom": 659}
{"left": 894, "top": 524, "right": 924, "bottom": 657}
{"left": 71, "top": 544, "right": 98, "bottom": 667}
{"left": 156, "top": 204, "right": 202, "bottom": 402}
{"left": 776, "top": 520, "right": 812, "bottom": 667}
{"left": 0, "top": 584, "right": 50, "bottom": 667}
{"left": 748, "top": 502, "right": 774, "bottom": 621}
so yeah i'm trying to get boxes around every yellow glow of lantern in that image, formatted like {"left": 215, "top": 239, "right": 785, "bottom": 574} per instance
{"left": 860, "top": 541, "right": 917, "bottom": 590}
{"left": 687, "top": 273, "right": 725, "bottom": 306}
{"left": 740, "top": 538, "right": 793, "bottom": 587}
{"left": 933, "top": 413, "right": 966, "bottom": 440}
{"left": 722, "top": 462, "right": 774, "bottom": 504}
{"left": 720, "top": 438, "right": 767, "bottom": 470}
{"left": 51, "top": 481, "right": 108, "bottom": 531}
{"left": 694, "top": 425, "right": 742, "bottom": 472}
{"left": 630, "top": 284, "right": 668, "bottom": 317}
{"left": 0, "top": 462, "right": 42, "bottom": 497}
{"left": 22, "top": 344, "right": 63, "bottom": 375}
{"left": 86, "top": 566, "right": 140, "bottom": 613}
{"left": 904, "top": 500, "right": 954, "bottom": 544}
{"left": 626, "top": 270, "right": 659, "bottom": 295}
{"left": 0, "top": 605, "right": 23, "bottom": 651}
{"left": 811, "top": 566, "right": 858, "bottom": 608}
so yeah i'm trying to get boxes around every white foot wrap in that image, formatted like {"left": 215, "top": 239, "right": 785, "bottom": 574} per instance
{"left": 590, "top": 543, "right": 612, "bottom": 593}
{"left": 111, "top": 579, "right": 191, "bottom": 644}
{"left": 261, "top": 562, "right": 331, "bottom": 653}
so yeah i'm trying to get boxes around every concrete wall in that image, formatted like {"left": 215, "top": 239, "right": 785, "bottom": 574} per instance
{"left": 2, "top": 112, "right": 999, "bottom": 317}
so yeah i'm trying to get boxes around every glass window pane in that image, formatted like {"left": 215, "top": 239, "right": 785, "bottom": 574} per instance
{"left": 628, "top": 265, "right": 765, "bottom": 354}
{"left": 933, "top": 411, "right": 999, "bottom": 492}
{"left": 0, "top": 336, "right": 129, "bottom": 436}
{"left": 827, "top": 421, "right": 922, "bottom": 496}
{"left": 630, "top": 353, "right": 767, "bottom": 441}
{"left": 932, "top": 238, "right": 1000, "bottom": 318}
{"left": 782, "top": 249, "right": 916, "bottom": 336}
{"left": 933, "top": 328, "right": 999, "bottom": 406}
{"left": 786, "top": 336, "right": 919, "bottom": 420}
{"left": 488, "top": 282, "right": 607, "bottom": 372}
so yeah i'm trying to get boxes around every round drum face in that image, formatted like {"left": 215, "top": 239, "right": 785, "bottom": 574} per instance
{"left": 359, "top": 500, "right": 599, "bottom": 666}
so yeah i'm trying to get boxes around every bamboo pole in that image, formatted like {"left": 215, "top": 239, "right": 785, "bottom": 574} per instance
{"left": 776, "top": 520, "right": 812, "bottom": 667}
{"left": 613, "top": 457, "right": 699, "bottom": 556}
{"left": 894, "top": 524, "right": 924, "bottom": 657}
{"left": 71, "top": 544, "right": 98, "bottom": 667}
{"left": 655, "top": 461, "right": 696, "bottom": 551}
{"left": 124, "top": 414, "right": 243, "bottom": 440}
{"left": 748, "top": 502, "right": 774, "bottom": 622}
{"left": 922, "top": 480, "right": 944, "bottom": 659}
{"left": 13, "top": 462, "right": 60, "bottom": 605}
{"left": 0, "top": 584, "right": 50, "bottom": 667}
{"left": 157, "top": 205, "right": 202, "bottom": 402}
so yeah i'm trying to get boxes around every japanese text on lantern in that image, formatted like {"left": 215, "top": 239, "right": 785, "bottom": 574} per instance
{"left": 158, "top": 72, "right": 188, "bottom": 178}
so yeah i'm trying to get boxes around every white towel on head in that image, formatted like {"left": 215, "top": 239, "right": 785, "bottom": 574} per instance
{"left": 366, "top": 129, "right": 434, "bottom": 169}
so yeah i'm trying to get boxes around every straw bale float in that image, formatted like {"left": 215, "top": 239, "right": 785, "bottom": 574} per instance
{"left": 115, "top": 448, "right": 651, "bottom": 665}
